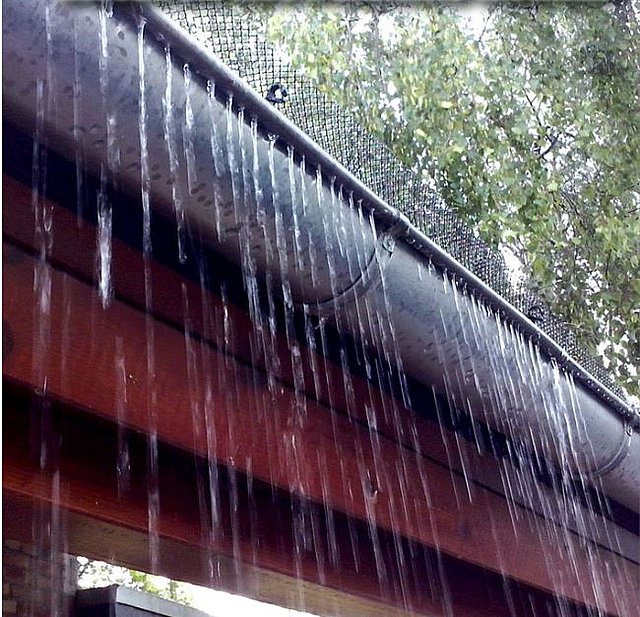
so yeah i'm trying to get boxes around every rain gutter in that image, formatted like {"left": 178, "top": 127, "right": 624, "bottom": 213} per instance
{"left": 3, "top": 0, "right": 638, "bottom": 513}
{"left": 134, "top": 3, "right": 636, "bottom": 426}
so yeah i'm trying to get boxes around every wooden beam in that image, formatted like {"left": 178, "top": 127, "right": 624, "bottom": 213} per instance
{"left": 4, "top": 239, "right": 638, "bottom": 615}
{"left": 4, "top": 173, "right": 636, "bottom": 567}
{"left": 3, "top": 390, "right": 584, "bottom": 617}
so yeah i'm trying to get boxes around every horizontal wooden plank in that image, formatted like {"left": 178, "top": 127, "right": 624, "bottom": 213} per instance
{"left": 3, "top": 239, "right": 638, "bottom": 614}
{"left": 3, "top": 393, "right": 556, "bottom": 617}
{"left": 4, "top": 173, "right": 636, "bottom": 567}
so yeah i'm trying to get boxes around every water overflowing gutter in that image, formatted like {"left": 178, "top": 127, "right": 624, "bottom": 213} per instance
{"left": 3, "top": 0, "right": 639, "bottom": 513}
{"left": 136, "top": 5, "right": 631, "bottom": 409}
{"left": 137, "top": 4, "right": 636, "bottom": 422}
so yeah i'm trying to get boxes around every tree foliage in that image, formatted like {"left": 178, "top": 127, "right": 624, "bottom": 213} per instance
{"left": 266, "top": 1, "right": 640, "bottom": 397}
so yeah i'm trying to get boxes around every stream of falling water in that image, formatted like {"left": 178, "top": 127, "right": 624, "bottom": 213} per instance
{"left": 27, "top": 5, "right": 60, "bottom": 616}
{"left": 97, "top": 0, "right": 115, "bottom": 308}
{"left": 14, "top": 1, "right": 639, "bottom": 616}
{"left": 137, "top": 14, "right": 160, "bottom": 574}
{"left": 163, "top": 45, "right": 187, "bottom": 265}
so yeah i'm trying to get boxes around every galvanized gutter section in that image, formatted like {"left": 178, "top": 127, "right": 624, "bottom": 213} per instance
{"left": 133, "top": 3, "right": 637, "bottom": 424}
{"left": 3, "top": 0, "right": 638, "bottom": 512}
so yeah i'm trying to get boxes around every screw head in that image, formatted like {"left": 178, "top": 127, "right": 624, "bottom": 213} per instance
{"left": 381, "top": 233, "right": 395, "bottom": 253}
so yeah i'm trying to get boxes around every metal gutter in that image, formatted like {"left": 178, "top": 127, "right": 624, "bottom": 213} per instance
{"left": 3, "top": 0, "right": 638, "bottom": 513}
{"left": 134, "top": 3, "right": 637, "bottom": 426}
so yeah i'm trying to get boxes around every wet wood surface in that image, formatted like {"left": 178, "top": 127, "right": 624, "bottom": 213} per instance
{"left": 4, "top": 173, "right": 636, "bottom": 564}
{"left": 2, "top": 390, "right": 595, "bottom": 617}
{"left": 3, "top": 174, "right": 639, "bottom": 614}
{"left": 5, "top": 174, "right": 638, "bottom": 559}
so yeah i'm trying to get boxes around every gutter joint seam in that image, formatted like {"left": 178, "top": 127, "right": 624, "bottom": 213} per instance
{"left": 585, "top": 422, "right": 634, "bottom": 480}
{"left": 304, "top": 222, "right": 405, "bottom": 317}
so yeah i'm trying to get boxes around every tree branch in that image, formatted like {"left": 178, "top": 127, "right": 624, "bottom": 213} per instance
{"left": 538, "top": 133, "right": 559, "bottom": 159}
